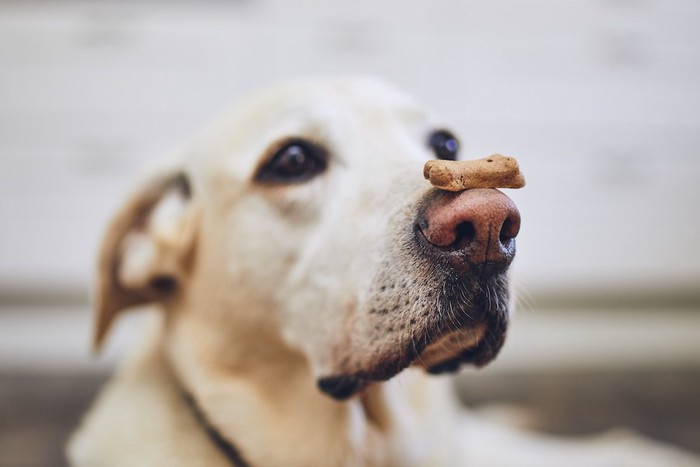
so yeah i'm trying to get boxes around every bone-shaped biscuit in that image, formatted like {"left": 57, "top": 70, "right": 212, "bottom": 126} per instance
{"left": 423, "top": 154, "right": 526, "bottom": 191}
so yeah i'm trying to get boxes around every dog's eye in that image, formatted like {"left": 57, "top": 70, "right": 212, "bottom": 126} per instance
{"left": 428, "top": 130, "right": 460, "bottom": 161}
{"left": 256, "top": 139, "right": 328, "bottom": 184}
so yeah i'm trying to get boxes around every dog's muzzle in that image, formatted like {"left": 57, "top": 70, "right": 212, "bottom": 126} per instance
{"left": 318, "top": 188, "right": 520, "bottom": 400}
{"left": 411, "top": 187, "right": 519, "bottom": 372}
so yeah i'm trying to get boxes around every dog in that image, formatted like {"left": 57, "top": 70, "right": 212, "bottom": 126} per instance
{"left": 68, "top": 77, "right": 700, "bottom": 466}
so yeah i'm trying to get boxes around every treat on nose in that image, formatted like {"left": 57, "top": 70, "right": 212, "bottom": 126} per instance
{"left": 423, "top": 154, "right": 525, "bottom": 191}
{"left": 419, "top": 155, "right": 524, "bottom": 275}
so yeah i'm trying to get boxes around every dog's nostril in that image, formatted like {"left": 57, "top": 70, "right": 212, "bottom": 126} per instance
{"left": 418, "top": 190, "right": 520, "bottom": 266}
{"left": 499, "top": 214, "right": 520, "bottom": 244}
{"left": 454, "top": 221, "right": 475, "bottom": 249}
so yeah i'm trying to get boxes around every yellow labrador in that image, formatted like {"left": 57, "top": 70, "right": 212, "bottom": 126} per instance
{"left": 69, "top": 77, "right": 699, "bottom": 467}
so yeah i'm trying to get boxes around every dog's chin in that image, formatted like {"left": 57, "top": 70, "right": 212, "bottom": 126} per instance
{"left": 317, "top": 288, "right": 510, "bottom": 400}
{"left": 317, "top": 324, "right": 505, "bottom": 400}
{"left": 420, "top": 318, "right": 508, "bottom": 374}
{"left": 415, "top": 325, "right": 487, "bottom": 371}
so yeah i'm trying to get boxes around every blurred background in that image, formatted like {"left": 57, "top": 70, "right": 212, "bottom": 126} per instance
{"left": 1, "top": 0, "right": 699, "bottom": 465}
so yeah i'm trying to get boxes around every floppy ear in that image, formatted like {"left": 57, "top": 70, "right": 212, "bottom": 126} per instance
{"left": 93, "top": 171, "right": 199, "bottom": 352}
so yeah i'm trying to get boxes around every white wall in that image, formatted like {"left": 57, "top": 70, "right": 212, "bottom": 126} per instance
{"left": 1, "top": 0, "right": 699, "bottom": 297}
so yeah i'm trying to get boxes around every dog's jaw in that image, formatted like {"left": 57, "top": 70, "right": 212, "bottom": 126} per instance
{"left": 317, "top": 267, "right": 512, "bottom": 400}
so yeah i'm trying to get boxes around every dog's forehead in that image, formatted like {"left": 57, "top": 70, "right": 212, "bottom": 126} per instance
{"left": 189, "top": 78, "right": 433, "bottom": 179}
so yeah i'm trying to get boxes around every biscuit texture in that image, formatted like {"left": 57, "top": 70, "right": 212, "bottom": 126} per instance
{"left": 424, "top": 155, "right": 526, "bottom": 191}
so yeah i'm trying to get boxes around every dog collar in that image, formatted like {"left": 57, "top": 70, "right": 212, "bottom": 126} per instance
{"left": 179, "top": 388, "right": 250, "bottom": 467}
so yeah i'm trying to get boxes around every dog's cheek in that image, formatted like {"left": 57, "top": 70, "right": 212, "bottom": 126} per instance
{"left": 220, "top": 198, "right": 307, "bottom": 283}
{"left": 319, "top": 267, "right": 438, "bottom": 381}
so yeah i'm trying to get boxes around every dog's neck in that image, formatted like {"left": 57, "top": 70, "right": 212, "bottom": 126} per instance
{"left": 165, "top": 321, "right": 389, "bottom": 465}
{"left": 163, "top": 309, "right": 458, "bottom": 466}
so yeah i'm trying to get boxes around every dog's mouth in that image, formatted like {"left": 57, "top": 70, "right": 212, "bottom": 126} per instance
{"left": 317, "top": 278, "right": 510, "bottom": 400}
{"left": 415, "top": 325, "right": 487, "bottom": 371}
{"left": 317, "top": 320, "right": 504, "bottom": 400}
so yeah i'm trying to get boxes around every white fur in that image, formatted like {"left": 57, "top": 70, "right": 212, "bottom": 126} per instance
{"left": 69, "top": 77, "right": 700, "bottom": 467}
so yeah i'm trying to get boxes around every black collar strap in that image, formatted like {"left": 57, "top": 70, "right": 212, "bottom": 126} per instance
{"left": 180, "top": 388, "right": 250, "bottom": 467}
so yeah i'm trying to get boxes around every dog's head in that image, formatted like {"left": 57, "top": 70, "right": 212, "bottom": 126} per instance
{"left": 94, "top": 77, "right": 520, "bottom": 399}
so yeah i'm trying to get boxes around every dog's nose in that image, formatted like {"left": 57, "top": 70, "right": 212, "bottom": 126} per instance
{"left": 417, "top": 189, "right": 521, "bottom": 274}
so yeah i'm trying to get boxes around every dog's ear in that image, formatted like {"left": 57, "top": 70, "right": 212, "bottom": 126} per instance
{"left": 93, "top": 171, "right": 198, "bottom": 352}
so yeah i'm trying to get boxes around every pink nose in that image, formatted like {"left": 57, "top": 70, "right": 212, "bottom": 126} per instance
{"left": 417, "top": 189, "right": 521, "bottom": 273}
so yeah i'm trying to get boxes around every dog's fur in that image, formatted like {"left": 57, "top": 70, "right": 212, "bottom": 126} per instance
{"left": 69, "top": 77, "right": 700, "bottom": 467}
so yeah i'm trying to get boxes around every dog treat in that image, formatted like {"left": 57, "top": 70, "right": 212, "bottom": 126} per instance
{"left": 423, "top": 154, "right": 525, "bottom": 191}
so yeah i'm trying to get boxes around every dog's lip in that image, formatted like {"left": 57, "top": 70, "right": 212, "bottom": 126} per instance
{"left": 318, "top": 322, "right": 496, "bottom": 400}
{"left": 412, "top": 324, "right": 487, "bottom": 370}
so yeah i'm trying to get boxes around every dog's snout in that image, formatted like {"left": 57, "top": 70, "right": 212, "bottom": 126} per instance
{"left": 417, "top": 188, "right": 521, "bottom": 272}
